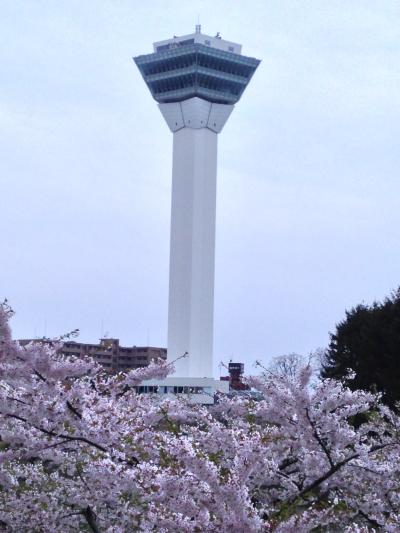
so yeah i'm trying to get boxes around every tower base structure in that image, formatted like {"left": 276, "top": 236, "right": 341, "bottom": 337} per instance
{"left": 141, "top": 377, "right": 229, "bottom": 405}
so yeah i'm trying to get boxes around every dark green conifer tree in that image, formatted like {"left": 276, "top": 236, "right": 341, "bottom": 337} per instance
{"left": 322, "top": 288, "right": 400, "bottom": 409}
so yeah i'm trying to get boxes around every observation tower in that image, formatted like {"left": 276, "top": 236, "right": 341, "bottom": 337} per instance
{"left": 134, "top": 27, "right": 260, "bottom": 400}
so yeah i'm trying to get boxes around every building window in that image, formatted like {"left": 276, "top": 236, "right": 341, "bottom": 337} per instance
{"left": 178, "top": 39, "right": 194, "bottom": 47}
{"left": 228, "top": 46, "right": 234, "bottom": 52}
{"left": 205, "top": 40, "right": 210, "bottom": 46}
{"left": 135, "top": 385, "right": 159, "bottom": 394}
{"left": 172, "top": 386, "right": 204, "bottom": 394}
{"left": 156, "top": 44, "right": 171, "bottom": 52}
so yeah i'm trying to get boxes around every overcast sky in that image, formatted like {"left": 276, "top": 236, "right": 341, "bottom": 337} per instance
{"left": 1, "top": 0, "right": 399, "bottom": 375}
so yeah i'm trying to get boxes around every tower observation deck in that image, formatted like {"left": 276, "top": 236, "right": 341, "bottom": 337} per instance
{"left": 135, "top": 31, "right": 259, "bottom": 106}
{"left": 134, "top": 28, "right": 260, "bottom": 387}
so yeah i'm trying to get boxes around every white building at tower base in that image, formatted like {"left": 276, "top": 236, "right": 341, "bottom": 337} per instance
{"left": 142, "top": 376, "right": 229, "bottom": 405}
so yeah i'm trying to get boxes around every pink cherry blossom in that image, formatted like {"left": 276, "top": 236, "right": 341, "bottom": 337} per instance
{"left": 0, "top": 305, "right": 399, "bottom": 531}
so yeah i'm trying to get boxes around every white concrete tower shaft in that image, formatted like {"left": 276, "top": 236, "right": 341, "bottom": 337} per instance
{"left": 169, "top": 128, "right": 217, "bottom": 377}
{"left": 160, "top": 98, "right": 233, "bottom": 377}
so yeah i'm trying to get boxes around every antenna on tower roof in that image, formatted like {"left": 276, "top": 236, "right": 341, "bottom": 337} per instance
{"left": 195, "top": 15, "right": 201, "bottom": 34}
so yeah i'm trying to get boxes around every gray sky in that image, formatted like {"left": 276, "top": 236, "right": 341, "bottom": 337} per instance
{"left": 2, "top": 0, "right": 400, "bottom": 376}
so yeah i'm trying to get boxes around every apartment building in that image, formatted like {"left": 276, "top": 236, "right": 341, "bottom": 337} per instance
{"left": 19, "top": 337, "right": 167, "bottom": 373}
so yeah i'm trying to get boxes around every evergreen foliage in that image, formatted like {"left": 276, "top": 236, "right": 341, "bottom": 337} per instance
{"left": 321, "top": 288, "right": 400, "bottom": 409}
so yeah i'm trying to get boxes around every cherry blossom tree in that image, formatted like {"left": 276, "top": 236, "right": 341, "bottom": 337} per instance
{"left": 0, "top": 303, "right": 399, "bottom": 532}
